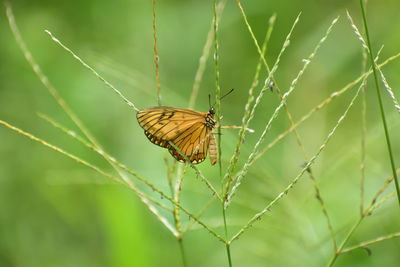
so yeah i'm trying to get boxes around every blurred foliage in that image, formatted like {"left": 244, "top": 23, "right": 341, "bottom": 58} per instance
{"left": 1, "top": 0, "right": 400, "bottom": 266}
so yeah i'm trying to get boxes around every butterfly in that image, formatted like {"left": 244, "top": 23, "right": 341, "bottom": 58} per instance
{"left": 136, "top": 106, "right": 217, "bottom": 165}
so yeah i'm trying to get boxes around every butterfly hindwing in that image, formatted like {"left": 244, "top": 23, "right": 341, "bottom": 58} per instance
{"left": 169, "top": 122, "right": 210, "bottom": 164}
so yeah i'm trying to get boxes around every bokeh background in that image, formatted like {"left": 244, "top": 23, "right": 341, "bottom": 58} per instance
{"left": 1, "top": 0, "right": 400, "bottom": 266}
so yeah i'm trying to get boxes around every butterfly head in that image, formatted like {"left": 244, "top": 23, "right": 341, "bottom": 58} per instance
{"left": 208, "top": 107, "right": 215, "bottom": 116}
{"left": 207, "top": 88, "right": 233, "bottom": 116}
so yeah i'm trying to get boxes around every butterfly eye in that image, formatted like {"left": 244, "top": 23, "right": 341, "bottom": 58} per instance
{"left": 209, "top": 107, "right": 215, "bottom": 115}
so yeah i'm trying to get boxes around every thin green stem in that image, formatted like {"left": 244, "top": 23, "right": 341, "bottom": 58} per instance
{"left": 173, "top": 165, "right": 187, "bottom": 267}
{"left": 359, "top": 0, "right": 400, "bottom": 206}
{"left": 326, "top": 218, "right": 363, "bottom": 267}
{"left": 213, "top": 1, "right": 232, "bottom": 265}
{"left": 152, "top": 0, "right": 162, "bottom": 105}
{"left": 340, "top": 232, "right": 400, "bottom": 254}
{"left": 44, "top": 30, "right": 139, "bottom": 111}
{"left": 213, "top": 0, "right": 222, "bottom": 178}
{"left": 225, "top": 241, "right": 233, "bottom": 267}
{"left": 178, "top": 238, "right": 188, "bottom": 267}
{"left": 360, "top": 48, "right": 368, "bottom": 216}
{"left": 222, "top": 203, "right": 232, "bottom": 267}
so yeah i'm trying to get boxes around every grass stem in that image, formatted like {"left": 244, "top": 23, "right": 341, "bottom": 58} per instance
{"left": 212, "top": 0, "right": 233, "bottom": 265}
{"left": 178, "top": 238, "right": 188, "bottom": 267}
{"left": 152, "top": 0, "right": 162, "bottom": 105}
{"left": 359, "top": 0, "right": 400, "bottom": 206}
{"left": 326, "top": 218, "right": 362, "bottom": 267}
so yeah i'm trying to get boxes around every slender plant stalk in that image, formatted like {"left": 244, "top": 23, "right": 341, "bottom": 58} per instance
{"left": 173, "top": 165, "right": 187, "bottom": 246}
{"left": 178, "top": 239, "right": 188, "bottom": 267}
{"left": 44, "top": 30, "right": 139, "bottom": 111}
{"left": 152, "top": 0, "right": 162, "bottom": 106}
{"left": 360, "top": 45, "right": 368, "bottom": 215}
{"left": 340, "top": 232, "right": 400, "bottom": 254}
{"left": 212, "top": 0, "right": 232, "bottom": 265}
{"left": 359, "top": 0, "right": 400, "bottom": 206}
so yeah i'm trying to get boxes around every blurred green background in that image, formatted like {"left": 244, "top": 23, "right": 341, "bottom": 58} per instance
{"left": 1, "top": 0, "right": 400, "bottom": 266}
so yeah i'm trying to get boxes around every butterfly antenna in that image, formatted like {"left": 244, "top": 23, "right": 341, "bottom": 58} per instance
{"left": 210, "top": 89, "right": 234, "bottom": 108}
{"left": 208, "top": 94, "right": 212, "bottom": 109}
{"left": 220, "top": 88, "right": 234, "bottom": 101}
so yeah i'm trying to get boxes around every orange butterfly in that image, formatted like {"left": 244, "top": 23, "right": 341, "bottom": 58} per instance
{"left": 136, "top": 106, "right": 217, "bottom": 165}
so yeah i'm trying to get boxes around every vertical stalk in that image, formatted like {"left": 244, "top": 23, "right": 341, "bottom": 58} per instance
{"left": 360, "top": 40, "right": 368, "bottom": 216}
{"left": 152, "top": 0, "right": 162, "bottom": 105}
{"left": 222, "top": 203, "right": 232, "bottom": 267}
{"left": 173, "top": 165, "right": 188, "bottom": 267}
{"left": 359, "top": 0, "right": 400, "bottom": 206}
{"left": 178, "top": 238, "right": 188, "bottom": 267}
{"left": 213, "top": 0, "right": 233, "bottom": 265}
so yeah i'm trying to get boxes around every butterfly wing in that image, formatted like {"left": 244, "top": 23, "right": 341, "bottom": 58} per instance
{"left": 137, "top": 107, "right": 212, "bottom": 164}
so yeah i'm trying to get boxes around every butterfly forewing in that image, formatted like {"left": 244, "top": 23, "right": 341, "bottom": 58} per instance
{"left": 136, "top": 106, "right": 216, "bottom": 165}
{"left": 137, "top": 107, "right": 202, "bottom": 141}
